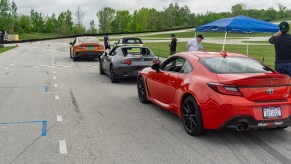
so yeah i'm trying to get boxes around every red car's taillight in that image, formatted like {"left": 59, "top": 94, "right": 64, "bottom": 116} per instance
{"left": 207, "top": 83, "right": 242, "bottom": 96}
{"left": 121, "top": 59, "right": 132, "bottom": 65}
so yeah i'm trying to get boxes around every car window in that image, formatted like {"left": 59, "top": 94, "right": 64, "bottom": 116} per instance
{"left": 200, "top": 57, "right": 274, "bottom": 74}
{"left": 161, "top": 57, "right": 186, "bottom": 72}
{"left": 121, "top": 47, "right": 153, "bottom": 57}
{"left": 109, "top": 48, "right": 118, "bottom": 56}
{"left": 78, "top": 37, "right": 99, "bottom": 43}
{"left": 180, "top": 60, "right": 193, "bottom": 74}
{"left": 124, "top": 38, "right": 142, "bottom": 44}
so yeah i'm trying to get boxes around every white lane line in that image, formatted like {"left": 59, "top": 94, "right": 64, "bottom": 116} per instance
{"left": 53, "top": 71, "right": 56, "bottom": 74}
{"left": 59, "top": 140, "right": 67, "bottom": 154}
{"left": 57, "top": 115, "right": 63, "bottom": 122}
{"left": 4, "top": 67, "right": 8, "bottom": 70}
{"left": 9, "top": 64, "right": 13, "bottom": 66}
{"left": 55, "top": 95, "right": 59, "bottom": 100}
{"left": 54, "top": 84, "right": 58, "bottom": 88}
{"left": 53, "top": 76, "right": 56, "bottom": 79}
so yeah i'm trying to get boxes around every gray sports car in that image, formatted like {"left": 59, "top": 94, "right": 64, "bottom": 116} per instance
{"left": 99, "top": 46, "right": 158, "bottom": 83}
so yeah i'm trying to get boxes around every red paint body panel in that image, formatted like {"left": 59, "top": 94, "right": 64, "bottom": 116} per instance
{"left": 138, "top": 52, "right": 291, "bottom": 130}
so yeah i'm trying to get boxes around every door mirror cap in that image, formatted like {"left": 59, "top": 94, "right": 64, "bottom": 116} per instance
{"left": 69, "top": 42, "right": 73, "bottom": 45}
{"left": 151, "top": 63, "right": 160, "bottom": 72}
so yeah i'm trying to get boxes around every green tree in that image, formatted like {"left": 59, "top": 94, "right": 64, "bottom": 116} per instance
{"left": 110, "top": 10, "right": 131, "bottom": 32}
{"left": 88, "top": 20, "right": 97, "bottom": 34}
{"left": 96, "top": 7, "right": 115, "bottom": 33}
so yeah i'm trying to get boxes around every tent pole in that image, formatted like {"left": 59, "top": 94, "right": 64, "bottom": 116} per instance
{"left": 222, "top": 31, "right": 228, "bottom": 51}
{"left": 247, "top": 33, "right": 250, "bottom": 55}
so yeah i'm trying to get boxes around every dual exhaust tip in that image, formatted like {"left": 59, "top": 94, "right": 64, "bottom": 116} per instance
{"left": 236, "top": 123, "right": 247, "bottom": 131}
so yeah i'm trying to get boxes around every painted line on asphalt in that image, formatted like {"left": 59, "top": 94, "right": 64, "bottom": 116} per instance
{"left": 55, "top": 95, "right": 59, "bottom": 100}
{"left": 59, "top": 140, "right": 67, "bottom": 154}
{"left": 53, "top": 71, "right": 56, "bottom": 74}
{"left": 54, "top": 84, "right": 58, "bottom": 88}
{"left": 57, "top": 115, "right": 62, "bottom": 122}
{"left": 53, "top": 76, "right": 56, "bottom": 80}
{"left": 10, "top": 64, "right": 13, "bottom": 66}
{"left": 0, "top": 86, "right": 49, "bottom": 92}
{"left": 4, "top": 67, "right": 8, "bottom": 70}
{"left": 0, "top": 120, "right": 47, "bottom": 136}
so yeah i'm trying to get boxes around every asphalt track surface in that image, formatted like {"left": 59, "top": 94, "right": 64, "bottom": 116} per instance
{"left": 0, "top": 40, "right": 291, "bottom": 164}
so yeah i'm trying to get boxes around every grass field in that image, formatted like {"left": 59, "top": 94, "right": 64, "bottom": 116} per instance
{"left": 0, "top": 46, "right": 16, "bottom": 53}
{"left": 142, "top": 31, "right": 274, "bottom": 38}
{"left": 145, "top": 42, "right": 276, "bottom": 68}
{"left": 19, "top": 33, "right": 59, "bottom": 40}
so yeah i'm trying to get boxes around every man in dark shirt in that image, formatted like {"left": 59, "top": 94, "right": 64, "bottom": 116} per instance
{"left": 169, "top": 34, "right": 177, "bottom": 55}
{"left": 104, "top": 34, "right": 110, "bottom": 50}
{"left": 269, "top": 22, "right": 291, "bottom": 76}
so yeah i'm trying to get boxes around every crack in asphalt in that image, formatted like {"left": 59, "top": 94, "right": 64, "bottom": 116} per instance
{"left": 70, "top": 90, "right": 80, "bottom": 113}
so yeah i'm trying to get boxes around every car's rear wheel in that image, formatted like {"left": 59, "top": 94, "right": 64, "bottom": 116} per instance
{"left": 138, "top": 77, "right": 148, "bottom": 103}
{"left": 99, "top": 60, "right": 105, "bottom": 75}
{"left": 110, "top": 65, "right": 118, "bottom": 83}
{"left": 182, "top": 96, "right": 204, "bottom": 136}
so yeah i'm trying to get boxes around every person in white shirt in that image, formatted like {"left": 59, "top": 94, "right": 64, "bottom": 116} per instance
{"left": 186, "top": 34, "right": 205, "bottom": 52}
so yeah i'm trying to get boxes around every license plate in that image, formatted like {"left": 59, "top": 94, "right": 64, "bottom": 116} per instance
{"left": 263, "top": 106, "right": 282, "bottom": 119}
{"left": 87, "top": 46, "right": 93, "bottom": 50}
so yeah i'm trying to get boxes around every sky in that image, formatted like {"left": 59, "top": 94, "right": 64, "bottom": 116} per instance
{"left": 13, "top": 0, "right": 291, "bottom": 28}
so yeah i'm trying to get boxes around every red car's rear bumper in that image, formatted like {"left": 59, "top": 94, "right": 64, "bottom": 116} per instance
{"left": 201, "top": 95, "right": 291, "bottom": 130}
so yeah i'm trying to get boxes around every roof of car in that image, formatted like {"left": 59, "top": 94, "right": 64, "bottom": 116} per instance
{"left": 176, "top": 51, "right": 248, "bottom": 59}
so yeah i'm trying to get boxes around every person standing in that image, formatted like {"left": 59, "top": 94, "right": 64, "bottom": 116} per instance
{"left": 269, "top": 22, "right": 291, "bottom": 77}
{"left": 186, "top": 34, "right": 205, "bottom": 52}
{"left": 169, "top": 34, "right": 177, "bottom": 55}
{"left": 104, "top": 34, "right": 110, "bottom": 51}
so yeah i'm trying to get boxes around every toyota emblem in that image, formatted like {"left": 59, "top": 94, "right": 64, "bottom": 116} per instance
{"left": 266, "top": 88, "right": 274, "bottom": 95}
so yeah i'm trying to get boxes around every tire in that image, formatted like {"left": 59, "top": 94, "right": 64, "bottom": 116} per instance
{"left": 110, "top": 65, "right": 118, "bottom": 83}
{"left": 182, "top": 96, "right": 205, "bottom": 136}
{"left": 70, "top": 49, "right": 73, "bottom": 58}
{"left": 99, "top": 60, "right": 105, "bottom": 75}
{"left": 137, "top": 77, "right": 149, "bottom": 103}
{"left": 73, "top": 56, "right": 77, "bottom": 61}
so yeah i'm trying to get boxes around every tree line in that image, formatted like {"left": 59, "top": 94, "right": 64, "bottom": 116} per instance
{"left": 0, "top": 0, "right": 290, "bottom": 36}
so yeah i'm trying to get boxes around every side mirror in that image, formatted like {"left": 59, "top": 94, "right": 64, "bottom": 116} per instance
{"left": 69, "top": 42, "right": 73, "bottom": 45}
{"left": 151, "top": 63, "right": 160, "bottom": 72}
{"left": 104, "top": 52, "right": 108, "bottom": 56}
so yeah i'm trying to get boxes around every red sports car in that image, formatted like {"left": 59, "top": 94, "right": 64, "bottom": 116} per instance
{"left": 137, "top": 51, "right": 291, "bottom": 136}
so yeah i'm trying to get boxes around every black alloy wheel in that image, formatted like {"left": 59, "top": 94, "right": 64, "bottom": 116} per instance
{"left": 137, "top": 77, "right": 148, "bottom": 103}
{"left": 182, "top": 96, "right": 204, "bottom": 136}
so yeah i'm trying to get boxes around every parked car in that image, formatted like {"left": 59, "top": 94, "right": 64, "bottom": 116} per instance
{"left": 137, "top": 51, "right": 291, "bottom": 136}
{"left": 69, "top": 36, "right": 104, "bottom": 61}
{"left": 100, "top": 46, "right": 159, "bottom": 83}
{"left": 114, "top": 37, "right": 144, "bottom": 47}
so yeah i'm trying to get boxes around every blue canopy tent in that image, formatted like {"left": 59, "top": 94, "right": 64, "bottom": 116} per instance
{"left": 196, "top": 15, "right": 279, "bottom": 54}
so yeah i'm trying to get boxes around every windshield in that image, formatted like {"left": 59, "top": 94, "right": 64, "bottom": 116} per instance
{"left": 121, "top": 47, "right": 153, "bottom": 57}
{"left": 123, "top": 38, "right": 143, "bottom": 44}
{"left": 200, "top": 57, "right": 274, "bottom": 74}
{"left": 78, "top": 37, "right": 99, "bottom": 43}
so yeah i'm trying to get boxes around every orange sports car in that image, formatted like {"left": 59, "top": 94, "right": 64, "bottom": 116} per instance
{"left": 69, "top": 36, "right": 105, "bottom": 61}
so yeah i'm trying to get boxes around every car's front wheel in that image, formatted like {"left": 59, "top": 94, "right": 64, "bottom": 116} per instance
{"left": 182, "top": 96, "right": 204, "bottom": 136}
{"left": 137, "top": 77, "right": 148, "bottom": 103}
